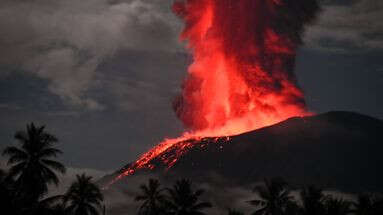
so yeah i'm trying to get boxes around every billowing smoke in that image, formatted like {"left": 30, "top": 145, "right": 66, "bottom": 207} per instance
{"left": 172, "top": 0, "right": 320, "bottom": 135}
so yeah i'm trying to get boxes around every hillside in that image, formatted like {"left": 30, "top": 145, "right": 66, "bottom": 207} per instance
{"left": 104, "top": 111, "right": 383, "bottom": 192}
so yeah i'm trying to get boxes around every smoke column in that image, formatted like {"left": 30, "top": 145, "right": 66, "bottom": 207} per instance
{"left": 109, "top": 0, "right": 320, "bottom": 185}
{"left": 173, "top": 0, "right": 320, "bottom": 136}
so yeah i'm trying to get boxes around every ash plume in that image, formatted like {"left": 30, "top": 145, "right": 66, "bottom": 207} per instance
{"left": 172, "top": 0, "right": 320, "bottom": 132}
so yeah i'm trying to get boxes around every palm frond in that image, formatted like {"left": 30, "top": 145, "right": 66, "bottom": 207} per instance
{"left": 192, "top": 201, "right": 212, "bottom": 210}
{"left": 42, "top": 165, "right": 60, "bottom": 185}
{"left": 3, "top": 146, "right": 28, "bottom": 164}
{"left": 39, "top": 147, "right": 63, "bottom": 158}
{"left": 86, "top": 203, "right": 101, "bottom": 215}
{"left": 41, "top": 159, "right": 66, "bottom": 173}
{"left": 7, "top": 162, "right": 26, "bottom": 178}
{"left": 248, "top": 199, "right": 266, "bottom": 206}
{"left": 14, "top": 131, "right": 28, "bottom": 144}
{"left": 252, "top": 207, "right": 266, "bottom": 215}
{"left": 39, "top": 194, "right": 65, "bottom": 207}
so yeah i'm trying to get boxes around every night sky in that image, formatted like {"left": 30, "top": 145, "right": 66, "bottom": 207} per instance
{"left": 0, "top": 0, "right": 382, "bottom": 173}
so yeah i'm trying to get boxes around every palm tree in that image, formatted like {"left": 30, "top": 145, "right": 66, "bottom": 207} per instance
{"left": 0, "top": 168, "right": 17, "bottom": 213}
{"left": 0, "top": 168, "right": 8, "bottom": 192}
{"left": 248, "top": 178, "right": 294, "bottom": 215}
{"left": 324, "top": 198, "right": 351, "bottom": 215}
{"left": 2, "top": 122, "right": 66, "bottom": 203}
{"left": 0, "top": 168, "right": 5, "bottom": 178}
{"left": 299, "top": 185, "right": 327, "bottom": 215}
{"left": 63, "top": 173, "right": 104, "bottom": 215}
{"left": 227, "top": 208, "right": 245, "bottom": 215}
{"left": 36, "top": 195, "right": 67, "bottom": 215}
{"left": 166, "top": 179, "right": 212, "bottom": 215}
{"left": 351, "top": 193, "right": 383, "bottom": 215}
{"left": 284, "top": 201, "right": 301, "bottom": 215}
{"left": 135, "top": 178, "right": 167, "bottom": 215}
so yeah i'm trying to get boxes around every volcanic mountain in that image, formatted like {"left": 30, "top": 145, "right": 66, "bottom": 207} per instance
{"left": 103, "top": 111, "right": 383, "bottom": 192}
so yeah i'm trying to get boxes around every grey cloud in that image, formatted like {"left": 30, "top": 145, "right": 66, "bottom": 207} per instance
{"left": 0, "top": 0, "right": 180, "bottom": 110}
{"left": 305, "top": 0, "right": 383, "bottom": 52}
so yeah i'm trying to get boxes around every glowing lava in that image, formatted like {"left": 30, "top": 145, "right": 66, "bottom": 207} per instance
{"left": 172, "top": 0, "right": 316, "bottom": 134}
{"left": 109, "top": 0, "right": 319, "bottom": 186}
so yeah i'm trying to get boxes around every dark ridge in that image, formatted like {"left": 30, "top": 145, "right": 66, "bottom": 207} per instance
{"left": 103, "top": 111, "right": 383, "bottom": 192}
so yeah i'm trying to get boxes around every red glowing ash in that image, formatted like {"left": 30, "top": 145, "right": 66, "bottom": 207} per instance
{"left": 109, "top": 0, "right": 319, "bottom": 186}
{"left": 172, "top": 0, "right": 312, "bottom": 134}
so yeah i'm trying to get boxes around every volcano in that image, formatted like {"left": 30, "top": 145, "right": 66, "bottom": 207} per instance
{"left": 103, "top": 111, "right": 383, "bottom": 192}
{"left": 99, "top": 0, "right": 380, "bottom": 197}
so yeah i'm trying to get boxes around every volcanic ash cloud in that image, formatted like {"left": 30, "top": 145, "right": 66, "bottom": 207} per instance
{"left": 172, "top": 0, "right": 320, "bottom": 136}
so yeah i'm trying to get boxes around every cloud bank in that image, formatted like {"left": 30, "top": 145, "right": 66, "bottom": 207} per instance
{"left": 0, "top": 0, "right": 179, "bottom": 110}
{"left": 0, "top": 0, "right": 381, "bottom": 111}
{"left": 305, "top": 0, "right": 383, "bottom": 52}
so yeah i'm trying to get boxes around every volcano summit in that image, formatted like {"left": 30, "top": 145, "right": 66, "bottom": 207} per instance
{"left": 104, "top": 111, "right": 383, "bottom": 192}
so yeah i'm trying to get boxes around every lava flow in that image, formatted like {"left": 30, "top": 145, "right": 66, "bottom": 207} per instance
{"left": 110, "top": 0, "right": 320, "bottom": 186}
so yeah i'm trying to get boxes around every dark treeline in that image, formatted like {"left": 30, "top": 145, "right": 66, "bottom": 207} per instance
{"left": 245, "top": 178, "right": 383, "bottom": 215}
{"left": 135, "top": 178, "right": 212, "bottom": 215}
{"left": 1, "top": 123, "right": 383, "bottom": 215}
{"left": 134, "top": 177, "right": 383, "bottom": 215}
{"left": 0, "top": 123, "right": 104, "bottom": 215}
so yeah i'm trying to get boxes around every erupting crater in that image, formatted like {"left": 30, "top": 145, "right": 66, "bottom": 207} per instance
{"left": 108, "top": 0, "right": 320, "bottom": 186}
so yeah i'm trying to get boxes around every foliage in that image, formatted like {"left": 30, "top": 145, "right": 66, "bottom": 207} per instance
{"left": 2, "top": 122, "right": 66, "bottom": 203}
{"left": 1, "top": 123, "right": 383, "bottom": 215}
{"left": 64, "top": 174, "right": 104, "bottom": 215}
{"left": 165, "top": 179, "right": 212, "bottom": 215}
{"left": 0, "top": 123, "right": 104, "bottom": 215}
{"left": 351, "top": 193, "right": 383, "bottom": 215}
{"left": 227, "top": 208, "right": 245, "bottom": 215}
{"left": 249, "top": 178, "right": 295, "bottom": 215}
{"left": 299, "top": 185, "right": 327, "bottom": 215}
{"left": 324, "top": 198, "right": 352, "bottom": 215}
{"left": 135, "top": 178, "right": 167, "bottom": 215}
{"left": 135, "top": 178, "right": 212, "bottom": 215}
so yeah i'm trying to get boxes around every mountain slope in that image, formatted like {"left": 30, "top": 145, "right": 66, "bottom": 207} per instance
{"left": 105, "top": 111, "right": 383, "bottom": 192}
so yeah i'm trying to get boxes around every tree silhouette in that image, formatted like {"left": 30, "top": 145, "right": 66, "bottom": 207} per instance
{"left": 249, "top": 178, "right": 294, "bottom": 215}
{"left": 324, "top": 198, "right": 351, "bottom": 215}
{"left": 0, "top": 168, "right": 18, "bottom": 214}
{"left": 36, "top": 195, "right": 67, "bottom": 215}
{"left": 284, "top": 201, "right": 301, "bottom": 215}
{"left": 135, "top": 178, "right": 167, "bottom": 215}
{"left": 0, "top": 168, "right": 5, "bottom": 179}
{"left": 299, "top": 185, "right": 327, "bottom": 215}
{"left": 351, "top": 193, "right": 383, "bottom": 215}
{"left": 166, "top": 179, "right": 212, "bottom": 215}
{"left": 2, "top": 122, "right": 66, "bottom": 204}
{"left": 227, "top": 208, "right": 245, "bottom": 215}
{"left": 0, "top": 168, "right": 9, "bottom": 198}
{"left": 63, "top": 174, "right": 104, "bottom": 215}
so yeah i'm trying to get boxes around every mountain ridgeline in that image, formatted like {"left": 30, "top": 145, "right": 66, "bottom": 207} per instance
{"left": 105, "top": 111, "right": 383, "bottom": 192}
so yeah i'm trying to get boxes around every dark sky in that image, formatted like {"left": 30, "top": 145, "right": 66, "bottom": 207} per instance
{"left": 0, "top": 0, "right": 382, "bottom": 172}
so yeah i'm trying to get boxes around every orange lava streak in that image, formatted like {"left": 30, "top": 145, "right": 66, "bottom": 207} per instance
{"left": 107, "top": 132, "right": 204, "bottom": 187}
